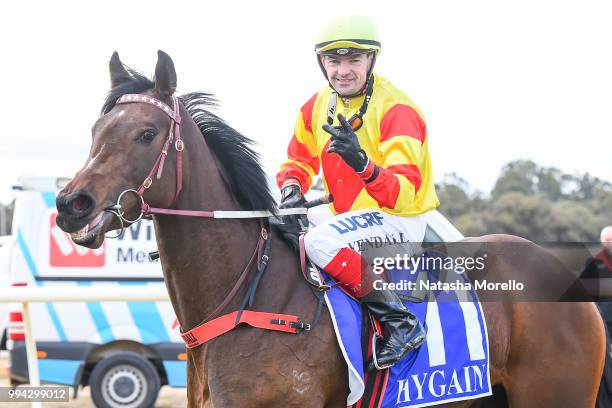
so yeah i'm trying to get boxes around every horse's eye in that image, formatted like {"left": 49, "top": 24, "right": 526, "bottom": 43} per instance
{"left": 138, "top": 129, "right": 157, "bottom": 143}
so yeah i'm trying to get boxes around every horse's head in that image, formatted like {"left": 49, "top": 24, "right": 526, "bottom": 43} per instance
{"left": 56, "top": 51, "right": 184, "bottom": 248}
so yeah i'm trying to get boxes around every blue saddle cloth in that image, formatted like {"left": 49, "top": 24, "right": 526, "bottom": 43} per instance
{"left": 324, "top": 262, "right": 492, "bottom": 407}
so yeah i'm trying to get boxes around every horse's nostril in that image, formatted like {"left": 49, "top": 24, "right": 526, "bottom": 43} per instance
{"left": 63, "top": 192, "right": 95, "bottom": 217}
{"left": 73, "top": 196, "right": 90, "bottom": 211}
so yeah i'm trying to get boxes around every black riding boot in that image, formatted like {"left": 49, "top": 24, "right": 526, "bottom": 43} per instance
{"left": 361, "top": 289, "right": 426, "bottom": 370}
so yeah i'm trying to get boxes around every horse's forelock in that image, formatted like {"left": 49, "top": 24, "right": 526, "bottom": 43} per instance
{"left": 101, "top": 68, "right": 155, "bottom": 115}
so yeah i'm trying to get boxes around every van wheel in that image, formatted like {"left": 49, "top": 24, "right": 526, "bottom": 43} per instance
{"left": 89, "top": 352, "right": 160, "bottom": 408}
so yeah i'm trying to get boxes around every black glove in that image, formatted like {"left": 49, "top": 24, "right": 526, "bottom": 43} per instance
{"left": 279, "top": 183, "right": 306, "bottom": 209}
{"left": 279, "top": 181, "right": 308, "bottom": 232}
{"left": 323, "top": 114, "right": 369, "bottom": 172}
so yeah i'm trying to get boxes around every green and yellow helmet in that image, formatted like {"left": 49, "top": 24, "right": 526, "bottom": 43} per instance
{"left": 315, "top": 15, "right": 381, "bottom": 56}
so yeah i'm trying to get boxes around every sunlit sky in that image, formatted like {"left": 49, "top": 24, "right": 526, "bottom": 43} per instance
{"left": 0, "top": 0, "right": 610, "bottom": 204}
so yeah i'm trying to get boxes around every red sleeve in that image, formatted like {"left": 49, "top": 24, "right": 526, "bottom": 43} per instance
{"left": 276, "top": 93, "right": 320, "bottom": 193}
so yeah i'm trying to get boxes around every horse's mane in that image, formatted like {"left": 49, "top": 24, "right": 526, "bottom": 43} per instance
{"left": 101, "top": 69, "right": 277, "bottom": 213}
{"left": 180, "top": 93, "right": 277, "bottom": 213}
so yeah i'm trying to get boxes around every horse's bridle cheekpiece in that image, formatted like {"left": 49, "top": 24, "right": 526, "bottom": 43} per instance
{"left": 115, "top": 94, "right": 184, "bottom": 210}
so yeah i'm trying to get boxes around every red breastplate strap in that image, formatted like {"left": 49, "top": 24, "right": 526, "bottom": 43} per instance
{"left": 181, "top": 310, "right": 304, "bottom": 349}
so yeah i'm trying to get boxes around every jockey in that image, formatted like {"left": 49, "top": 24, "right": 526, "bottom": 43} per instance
{"left": 276, "top": 15, "right": 440, "bottom": 370}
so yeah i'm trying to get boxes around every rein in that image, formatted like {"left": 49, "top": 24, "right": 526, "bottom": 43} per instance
{"left": 108, "top": 93, "right": 317, "bottom": 349}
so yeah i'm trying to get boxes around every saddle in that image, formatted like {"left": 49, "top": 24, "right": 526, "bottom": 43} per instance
{"left": 272, "top": 216, "right": 420, "bottom": 406}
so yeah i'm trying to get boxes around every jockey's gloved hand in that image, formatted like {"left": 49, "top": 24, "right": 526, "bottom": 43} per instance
{"left": 278, "top": 179, "right": 308, "bottom": 232}
{"left": 323, "top": 114, "right": 379, "bottom": 183}
{"left": 279, "top": 180, "right": 306, "bottom": 209}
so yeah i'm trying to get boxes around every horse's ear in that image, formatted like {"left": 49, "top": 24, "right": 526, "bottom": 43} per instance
{"left": 109, "top": 51, "right": 132, "bottom": 88}
{"left": 154, "top": 50, "right": 177, "bottom": 96}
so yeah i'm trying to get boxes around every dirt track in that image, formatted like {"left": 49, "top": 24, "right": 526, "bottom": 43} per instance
{"left": 0, "top": 351, "right": 187, "bottom": 407}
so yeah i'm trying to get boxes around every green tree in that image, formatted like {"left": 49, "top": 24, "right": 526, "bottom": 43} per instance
{"left": 436, "top": 161, "right": 611, "bottom": 242}
{"left": 589, "top": 189, "right": 612, "bottom": 220}
{"left": 537, "top": 167, "right": 563, "bottom": 201}
{"left": 491, "top": 160, "right": 538, "bottom": 199}
{"left": 454, "top": 213, "right": 487, "bottom": 237}
{"left": 484, "top": 192, "right": 554, "bottom": 241}
{"left": 549, "top": 200, "right": 600, "bottom": 241}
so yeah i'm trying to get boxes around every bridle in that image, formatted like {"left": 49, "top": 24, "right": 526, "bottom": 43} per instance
{"left": 105, "top": 92, "right": 307, "bottom": 230}
{"left": 105, "top": 93, "right": 184, "bottom": 228}
{"left": 101, "top": 92, "right": 319, "bottom": 346}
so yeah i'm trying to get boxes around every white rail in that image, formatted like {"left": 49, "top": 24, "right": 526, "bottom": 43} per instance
{"left": 0, "top": 286, "right": 169, "bottom": 302}
{"left": 0, "top": 286, "right": 171, "bottom": 408}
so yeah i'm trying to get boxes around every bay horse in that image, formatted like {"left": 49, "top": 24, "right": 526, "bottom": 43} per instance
{"left": 56, "top": 51, "right": 611, "bottom": 407}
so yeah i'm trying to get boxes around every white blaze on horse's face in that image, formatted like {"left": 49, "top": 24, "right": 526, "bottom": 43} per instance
{"left": 84, "top": 113, "right": 118, "bottom": 173}
{"left": 89, "top": 103, "right": 165, "bottom": 184}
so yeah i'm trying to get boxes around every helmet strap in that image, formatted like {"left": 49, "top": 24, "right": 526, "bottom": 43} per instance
{"left": 366, "top": 51, "right": 377, "bottom": 81}
{"left": 326, "top": 75, "right": 374, "bottom": 131}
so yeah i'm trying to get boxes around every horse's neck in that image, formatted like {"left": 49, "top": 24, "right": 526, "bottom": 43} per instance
{"left": 153, "top": 120, "right": 262, "bottom": 330}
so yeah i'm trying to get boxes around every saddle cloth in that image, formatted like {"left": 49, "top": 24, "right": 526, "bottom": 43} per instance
{"left": 323, "top": 263, "right": 492, "bottom": 407}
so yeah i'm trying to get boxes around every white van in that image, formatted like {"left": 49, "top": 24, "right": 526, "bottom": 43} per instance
{"left": 6, "top": 176, "right": 185, "bottom": 407}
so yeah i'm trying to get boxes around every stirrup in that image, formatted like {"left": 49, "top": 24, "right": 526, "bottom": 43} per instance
{"left": 371, "top": 333, "right": 393, "bottom": 371}
{"left": 369, "top": 330, "right": 426, "bottom": 371}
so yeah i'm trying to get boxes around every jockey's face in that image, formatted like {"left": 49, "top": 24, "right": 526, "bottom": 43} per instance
{"left": 321, "top": 53, "right": 373, "bottom": 97}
